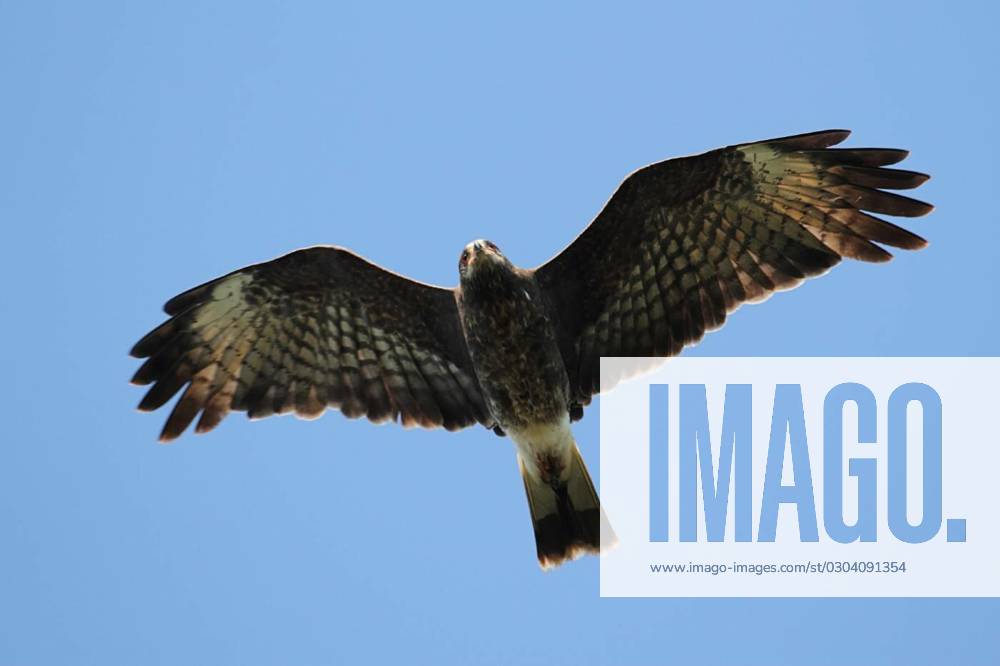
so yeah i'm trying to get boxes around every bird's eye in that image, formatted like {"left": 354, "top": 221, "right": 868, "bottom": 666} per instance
{"left": 460, "top": 251, "right": 470, "bottom": 268}
{"left": 485, "top": 241, "right": 498, "bottom": 251}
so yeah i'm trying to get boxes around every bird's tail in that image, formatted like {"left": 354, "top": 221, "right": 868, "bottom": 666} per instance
{"left": 518, "top": 444, "right": 616, "bottom": 570}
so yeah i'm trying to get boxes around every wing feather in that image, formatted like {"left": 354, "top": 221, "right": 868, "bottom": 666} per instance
{"left": 131, "top": 246, "right": 491, "bottom": 441}
{"left": 535, "top": 129, "right": 931, "bottom": 408}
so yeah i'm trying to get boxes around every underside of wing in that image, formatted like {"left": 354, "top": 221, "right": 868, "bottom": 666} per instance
{"left": 130, "top": 246, "right": 491, "bottom": 441}
{"left": 535, "top": 129, "right": 932, "bottom": 407}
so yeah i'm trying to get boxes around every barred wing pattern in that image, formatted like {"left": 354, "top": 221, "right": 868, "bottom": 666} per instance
{"left": 535, "top": 130, "right": 932, "bottom": 404}
{"left": 131, "top": 247, "right": 491, "bottom": 441}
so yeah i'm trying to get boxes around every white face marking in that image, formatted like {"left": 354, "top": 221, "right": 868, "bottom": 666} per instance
{"left": 461, "top": 239, "right": 505, "bottom": 278}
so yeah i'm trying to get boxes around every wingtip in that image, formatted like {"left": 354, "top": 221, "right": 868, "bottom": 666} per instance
{"left": 880, "top": 148, "right": 911, "bottom": 165}
{"left": 157, "top": 427, "right": 181, "bottom": 444}
{"left": 162, "top": 291, "right": 194, "bottom": 316}
{"left": 130, "top": 366, "right": 154, "bottom": 386}
{"left": 158, "top": 411, "right": 189, "bottom": 442}
{"left": 901, "top": 199, "right": 934, "bottom": 218}
{"left": 868, "top": 249, "right": 894, "bottom": 263}
{"left": 816, "top": 129, "right": 852, "bottom": 148}
{"left": 761, "top": 128, "right": 853, "bottom": 151}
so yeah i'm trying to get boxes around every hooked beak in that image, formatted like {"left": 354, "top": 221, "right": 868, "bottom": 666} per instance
{"left": 469, "top": 241, "right": 497, "bottom": 268}
{"left": 473, "top": 241, "right": 500, "bottom": 258}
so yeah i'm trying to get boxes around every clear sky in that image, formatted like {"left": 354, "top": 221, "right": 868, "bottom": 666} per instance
{"left": 1, "top": 1, "right": 997, "bottom": 664}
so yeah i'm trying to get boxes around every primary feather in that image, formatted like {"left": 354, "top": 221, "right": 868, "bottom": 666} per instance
{"left": 533, "top": 129, "right": 931, "bottom": 404}
{"left": 131, "top": 246, "right": 491, "bottom": 441}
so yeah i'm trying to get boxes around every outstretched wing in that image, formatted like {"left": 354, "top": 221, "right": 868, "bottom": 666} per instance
{"left": 131, "top": 246, "right": 491, "bottom": 441}
{"left": 535, "top": 129, "right": 932, "bottom": 406}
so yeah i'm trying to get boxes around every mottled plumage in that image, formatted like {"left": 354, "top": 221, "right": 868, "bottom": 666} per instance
{"left": 131, "top": 129, "right": 931, "bottom": 569}
{"left": 132, "top": 247, "right": 491, "bottom": 440}
{"left": 536, "top": 130, "right": 930, "bottom": 406}
{"left": 457, "top": 256, "right": 567, "bottom": 431}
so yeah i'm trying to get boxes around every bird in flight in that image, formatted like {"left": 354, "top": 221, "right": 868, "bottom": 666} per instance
{"left": 130, "top": 129, "right": 931, "bottom": 569}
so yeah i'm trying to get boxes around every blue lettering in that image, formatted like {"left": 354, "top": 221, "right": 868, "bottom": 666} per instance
{"left": 759, "top": 385, "right": 818, "bottom": 542}
{"left": 823, "top": 383, "right": 878, "bottom": 543}
{"left": 678, "top": 384, "right": 752, "bottom": 542}
{"left": 887, "top": 383, "right": 943, "bottom": 543}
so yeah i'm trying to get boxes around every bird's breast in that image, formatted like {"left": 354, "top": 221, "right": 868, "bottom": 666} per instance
{"left": 458, "top": 277, "right": 569, "bottom": 430}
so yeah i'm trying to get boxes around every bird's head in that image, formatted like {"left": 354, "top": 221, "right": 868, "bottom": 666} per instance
{"left": 458, "top": 239, "right": 510, "bottom": 280}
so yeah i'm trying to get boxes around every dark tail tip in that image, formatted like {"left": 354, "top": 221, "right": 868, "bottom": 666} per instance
{"left": 533, "top": 492, "right": 604, "bottom": 570}
{"left": 520, "top": 446, "right": 617, "bottom": 570}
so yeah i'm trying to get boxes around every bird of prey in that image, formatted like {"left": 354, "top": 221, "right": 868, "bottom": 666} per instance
{"left": 130, "top": 129, "right": 931, "bottom": 569}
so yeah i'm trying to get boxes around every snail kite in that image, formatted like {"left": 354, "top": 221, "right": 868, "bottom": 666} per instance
{"left": 130, "top": 129, "right": 932, "bottom": 569}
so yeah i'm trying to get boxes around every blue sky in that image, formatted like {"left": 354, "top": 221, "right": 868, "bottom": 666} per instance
{"left": 1, "top": 1, "right": 997, "bottom": 664}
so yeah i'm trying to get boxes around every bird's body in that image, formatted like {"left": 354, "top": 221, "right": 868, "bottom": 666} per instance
{"left": 455, "top": 242, "right": 605, "bottom": 563}
{"left": 457, "top": 246, "right": 569, "bottom": 434}
{"left": 130, "top": 129, "right": 932, "bottom": 569}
